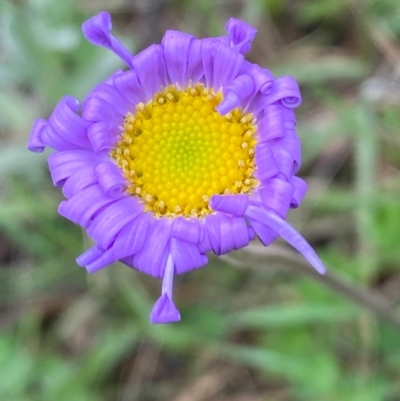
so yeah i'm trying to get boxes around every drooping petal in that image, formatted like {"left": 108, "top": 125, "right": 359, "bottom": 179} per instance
{"left": 85, "top": 212, "right": 151, "bottom": 273}
{"left": 133, "top": 218, "right": 172, "bottom": 278}
{"left": 246, "top": 206, "right": 325, "bottom": 274}
{"left": 82, "top": 11, "right": 134, "bottom": 67}
{"left": 171, "top": 238, "right": 206, "bottom": 274}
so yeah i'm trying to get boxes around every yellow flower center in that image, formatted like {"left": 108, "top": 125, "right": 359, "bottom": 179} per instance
{"left": 111, "top": 84, "right": 258, "bottom": 218}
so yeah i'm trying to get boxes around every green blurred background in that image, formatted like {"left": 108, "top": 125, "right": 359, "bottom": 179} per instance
{"left": 1, "top": 0, "right": 400, "bottom": 400}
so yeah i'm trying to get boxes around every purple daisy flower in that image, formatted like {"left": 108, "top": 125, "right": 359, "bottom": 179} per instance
{"left": 28, "top": 12, "right": 325, "bottom": 324}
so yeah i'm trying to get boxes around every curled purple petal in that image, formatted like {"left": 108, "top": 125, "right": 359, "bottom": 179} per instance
{"left": 87, "top": 197, "right": 143, "bottom": 248}
{"left": 259, "top": 178, "right": 294, "bottom": 217}
{"left": 246, "top": 206, "right": 326, "bottom": 274}
{"left": 268, "top": 76, "right": 302, "bottom": 108}
{"left": 95, "top": 162, "right": 127, "bottom": 198}
{"left": 48, "top": 150, "right": 105, "bottom": 186}
{"left": 62, "top": 165, "right": 97, "bottom": 199}
{"left": 87, "top": 121, "right": 117, "bottom": 156}
{"left": 58, "top": 184, "right": 117, "bottom": 227}
{"left": 82, "top": 96, "right": 123, "bottom": 128}
{"left": 217, "top": 74, "right": 255, "bottom": 114}
{"left": 290, "top": 176, "right": 308, "bottom": 208}
{"left": 210, "top": 194, "right": 248, "bottom": 216}
{"left": 76, "top": 245, "right": 104, "bottom": 267}
{"left": 28, "top": 119, "right": 47, "bottom": 153}
{"left": 257, "top": 105, "right": 285, "bottom": 143}
{"left": 86, "top": 83, "right": 132, "bottom": 116}
{"left": 254, "top": 143, "right": 280, "bottom": 182}
{"left": 225, "top": 18, "right": 257, "bottom": 54}
{"left": 82, "top": 12, "right": 134, "bottom": 67}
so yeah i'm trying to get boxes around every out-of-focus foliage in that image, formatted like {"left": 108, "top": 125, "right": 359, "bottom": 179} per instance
{"left": 1, "top": 0, "right": 400, "bottom": 400}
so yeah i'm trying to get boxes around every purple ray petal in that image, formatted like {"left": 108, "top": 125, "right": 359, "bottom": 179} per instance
{"left": 58, "top": 184, "right": 117, "bottom": 227}
{"left": 82, "top": 11, "right": 134, "bottom": 67}
{"left": 28, "top": 119, "right": 47, "bottom": 153}
{"left": 62, "top": 165, "right": 97, "bottom": 199}
{"left": 202, "top": 41, "right": 244, "bottom": 90}
{"left": 290, "top": 176, "right": 308, "bottom": 208}
{"left": 171, "top": 238, "right": 206, "bottom": 274}
{"left": 254, "top": 143, "right": 280, "bottom": 182}
{"left": 269, "top": 129, "right": 301, "bottom": 173}
{"left": 171, "top": 217, "right": 200, "bottom": 244}
{"left": 82, "top": 96, "right": 123, "bottom": 129}
{"left": 76, "top": 245, "right": 104, "bottom": 267}
{"left": 87, "top": 121, "right": 118, "bottom": 156}
{"left": 131, "top": 44, "right": 165, "bottom": 101}
{"left": 48, "top": 150, "right": 105, "bottom": 186}
{"left": 247, "top": 216, "right": 279, "bottom": 246}
{"left": 150, "top": 294, "right": 181, "bottom": 324}
{"left": 246, "top": 206, "right": 326, "bottom": 274}
{"left": 87, "top": 197, "right": 143, "bottom": 248}
{"left": 225, "top": 18, "right": 257, "bottom": 54}
{"left": 95, "top": 162, "right": 127, "bottom": 198}
{"left": 162, "top": 30, "right": 193, "bottom": 86}
{"left": 259, "top": 178, "right": 294, "bottom": 218}
{"left": 210, "top": 194, "right": 248, "bottom": 216}
{"left": 222, "top": 216, "right": 251, "bottom": 252}
{"left": 217, "top": 74, "right": 255, "bottom": 114}
{"left": 257, "top": 105, "right": 285, "bottom": 143}
{"left": 133, "top": 218, "right": 172, "bottom": 278}
{"left": 113, "top": 69, "right": 145, "bottom": 106}
{"left": 272, "top": 149, "right": 295, "bottom": 179}
{"left": 186, "top": 39, "right": 204, "bottom": 84}
{"left": 85, "top": 83, "right": 132, "bottom": 116}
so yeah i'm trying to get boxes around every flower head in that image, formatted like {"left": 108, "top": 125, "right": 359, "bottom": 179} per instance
{"left": 28, "top": 12, "right": 325, "bottom": 324}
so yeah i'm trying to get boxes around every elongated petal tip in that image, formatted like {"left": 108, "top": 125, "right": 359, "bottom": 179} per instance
{"left": 82, "top": 11, "right": 112, "bottom": 48}
{"left": 28, "top": 119, "right": 47, "bottom": 153}
{"left": 150, "top": 294, "right": 181, "bottom": 324}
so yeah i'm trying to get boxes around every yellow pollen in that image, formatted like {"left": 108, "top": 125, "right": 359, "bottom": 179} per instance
{"left": 111, "top": 83, "right": 258, "bottom": 217}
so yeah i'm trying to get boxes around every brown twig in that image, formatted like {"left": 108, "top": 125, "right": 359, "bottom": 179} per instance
{"left": 222, "top": 243, "right": 400, "bottom": 332}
